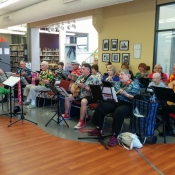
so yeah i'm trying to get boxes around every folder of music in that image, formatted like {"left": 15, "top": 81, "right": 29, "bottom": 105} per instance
{"left": 3, "top": 76, "right": 20, "bottom": 87}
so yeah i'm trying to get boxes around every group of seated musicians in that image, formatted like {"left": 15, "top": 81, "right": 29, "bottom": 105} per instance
{"left": 1, "top": 59, "right": 175, "bottom": 145}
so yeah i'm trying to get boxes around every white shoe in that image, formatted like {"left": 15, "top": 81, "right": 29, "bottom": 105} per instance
{"left": 74, "top": 121, "right": 85, "bottom": 129}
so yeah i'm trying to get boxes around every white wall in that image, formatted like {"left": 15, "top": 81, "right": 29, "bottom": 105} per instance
{"left": 67, "top": 17, "right": 98, "bottom": 64}
{"left": 0, "top": 34, "right": 11, "bottom": 43}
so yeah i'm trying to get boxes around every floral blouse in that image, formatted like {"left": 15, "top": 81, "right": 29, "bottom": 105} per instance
{"left": 39, "top": 69, "right": 54, "bottom": 87}
{"left": 169, "top": 74, "right": 175, "bottom": 83}
{"left": 114, "top": 81, "right": 140, "bottom": 103}
{"left": 74, "top": 75, "right": 99, "bottom": 99}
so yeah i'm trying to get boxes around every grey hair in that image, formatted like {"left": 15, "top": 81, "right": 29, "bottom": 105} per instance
{"left": 41, "top": 61, "right": 49, "bottom": 67}
{"left": 153, "top": 72, "right": 161, "bottom": 79}
{"left": 20, "top": 60, "right": 26, "bottom": 64}
{"left": 119, "top": 68, "right": 129, "bottom": 75}
{"left": 154, "top": 64, "right": 162, "bottom": 69}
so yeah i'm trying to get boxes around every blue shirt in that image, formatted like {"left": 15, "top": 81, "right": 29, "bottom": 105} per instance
{"left": 16, "top": 67, "right": 31, "bottom": 83}
{"left": 102, "top": 75, "right": 119, "bottom": 82}
{"left": 114, "top": 80, "right": 140, "bottom": 103}
{"left": 75, "top": 75, "right": 99, "bottom": 99}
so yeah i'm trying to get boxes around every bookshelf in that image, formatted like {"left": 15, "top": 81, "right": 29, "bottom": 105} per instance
{"left": 40, "top": 48, "right": 59, "bottom": 70}
{"left": 10, "top": 44, "right": 27, "bottom": 72}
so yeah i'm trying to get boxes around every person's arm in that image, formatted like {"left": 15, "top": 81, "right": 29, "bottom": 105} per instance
{"left": 119, "top": 82, "right": 140, "bottom": 100}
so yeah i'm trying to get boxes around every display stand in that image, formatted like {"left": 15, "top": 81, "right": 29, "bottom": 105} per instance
{"left": 153, "top": 86, "right": 175, "bottom": 143}
{"left": 7, "top": 69, "right": 37, "bottom": 127}
{"left": 45, "top": 86, "right": 69, "bottom": 127}
{"left": 78, "top": 85, "right": 117, "bottom": 150}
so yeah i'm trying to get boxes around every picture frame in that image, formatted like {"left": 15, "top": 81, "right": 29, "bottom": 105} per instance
{"left": 120, "top": 40, "right": 129, "bottom": 50}
{"left": 122, "top": 53, "right": 130, "bottom": 65}
{"left": 111, "top": 39, "right": 118, "bottom": 51}
{"left": 102, "top": 39, "right": 109, "bottom": 51}
{"left": 112, "top": 53, "right": 120, "bottom": 63}
{"left": 102, "top": 53, "right": 110, "bottom": 62}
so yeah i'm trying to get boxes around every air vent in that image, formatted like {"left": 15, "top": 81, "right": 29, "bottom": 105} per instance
{"left": 62, "top": 0, "right": 79, "bottom": 4}
{"left": 3, "top": 15, "right": 12, "bottom": 21}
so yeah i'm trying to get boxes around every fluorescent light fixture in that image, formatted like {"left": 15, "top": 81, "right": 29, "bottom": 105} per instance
{"left": 0, "top": 29, "right": 25, "bottom": 35}
{"left": 39, "top": 29, "right": 59, "bottom": 35}
{"left": 8, "top": 26, "right": 27, "bottom": 32}
{"left": 66, "top": 32, "right": 75, "bottom": 36}
{"left": 0, "top": 0, "right": 20, "bottom": 9}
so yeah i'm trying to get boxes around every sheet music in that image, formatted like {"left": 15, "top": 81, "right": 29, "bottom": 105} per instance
{"left": 56, "top": 86, "right": 69, "bottom": 97}
{"left": 102, "top": 87, "right": 118, "bottom": 102}
{"left": 3, "top": 76, "right": 20, "bottom": 87}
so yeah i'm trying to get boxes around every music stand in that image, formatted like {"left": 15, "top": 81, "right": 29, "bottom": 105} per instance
{"left": 45, "top": 86, "right": 69, "bottom": 127}
{"left": 153, "top": 86, "right": 175, "bottom": 143}
{"left": 7, "top": 69, "right": 37, "bottom": 127}
{"left": 102, "top": 81, "right": 113, "bottom": 87}
{"left": 138, "top": 78, "right": 151, "bottom": 88}
{"left": 1, "top": 72, "right": 15, "bottom": 122}
{"left": 78, "top": 85, "right": 117, "bottom": 150}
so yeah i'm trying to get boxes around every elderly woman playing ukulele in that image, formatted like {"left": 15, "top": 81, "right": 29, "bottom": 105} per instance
{"left": 88, "top": 69, "right": 140, "bottom": 147}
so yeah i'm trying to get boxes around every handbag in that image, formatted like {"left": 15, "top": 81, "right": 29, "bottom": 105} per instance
{"left": 117, "top": 132, "right": 143, "bottom": 150}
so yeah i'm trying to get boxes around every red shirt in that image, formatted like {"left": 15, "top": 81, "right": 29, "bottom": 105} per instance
{"left": 70, "top": 68, "right": 82, "bottom": 81}
{"left": 148, "top": 72, "right": 169, "bottom": 83}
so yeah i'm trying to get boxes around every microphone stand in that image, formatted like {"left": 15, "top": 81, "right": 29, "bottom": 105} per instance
{"left": 8, "top": 67, "right": 37, "bottom": 127}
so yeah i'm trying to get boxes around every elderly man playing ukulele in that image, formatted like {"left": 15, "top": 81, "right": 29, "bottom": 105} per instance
{"left": 62, "top": 63, "right": 99, "bottom": 129}
{"left": 88, "top": 69, "right": 140, "bottom": 147}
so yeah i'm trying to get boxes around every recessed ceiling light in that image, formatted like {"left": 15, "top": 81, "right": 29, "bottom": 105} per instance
{"left": 0, "top": 0, "right": 20, "bottom": 9}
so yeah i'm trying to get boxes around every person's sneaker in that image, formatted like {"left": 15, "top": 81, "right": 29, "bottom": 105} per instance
{"left": 62, "top": 113, "right": 69, "bottom": 119}
{"left": 88, "top": 128, "right": 104, "bottom": 136}
{"left": 26, "top": 104, "right": 36, "bottom": 109}
{"left": 23, "top": 101, "right": 31, "bottom": 105}
{"left": 108, "top": 135, "right": 117, "bottom": 146}
{"left": 74, "top": 121, "right": 85, "bottom": 129}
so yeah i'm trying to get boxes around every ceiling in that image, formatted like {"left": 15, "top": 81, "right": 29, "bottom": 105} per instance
{"left": 0, "top": 0, "right": 47, "bottom": 16}
{"left": 0, "top": 0, "right": 133, "bottom": 29}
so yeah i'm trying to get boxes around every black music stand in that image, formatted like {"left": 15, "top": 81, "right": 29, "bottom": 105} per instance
{"left": 138, "top": 78, "right": 151, "bottom": 88}
{"left": 153, "top": 86, "right": 175, "bottom": 143}
{"left": 45, "top": 86, "right": 69, "bottom": 127}
{"left": 78, "top": 85, "right": 117, "bottom": 150}
{"left": 8, "top": 68, "right": 37, "bottom": 127}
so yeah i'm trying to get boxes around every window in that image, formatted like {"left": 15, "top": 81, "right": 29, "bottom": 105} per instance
{"left": 66, "top": 33, "right": 88, "bottom": 52}
{"left": 155, "top": 3, "right": 175, "bottom": 76}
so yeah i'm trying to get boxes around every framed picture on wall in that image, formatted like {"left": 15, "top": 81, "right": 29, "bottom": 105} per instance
{"left": 102, "top": 53, "right": 110, "bottom": 62}
{"left": 111, "top": 39, "right": 118, "bottom": 51}
{"left": 112, "top": 53, "right": 120, "bottom": 63}
{"left": 102, "top": 39, "right": 109, "bottom": 51}
{"left": 122, "top": 53, "right": 130, "bottom": 65}
{"left": 120, "top": 40, "right": 129, "bottom": 50}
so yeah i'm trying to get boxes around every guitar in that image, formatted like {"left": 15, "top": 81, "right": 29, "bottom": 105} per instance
{"left": 72, "top": 75, "right": 91, "bottom": 98}
{"left": 116, "top": 79, "right": 132, "bottom": 95}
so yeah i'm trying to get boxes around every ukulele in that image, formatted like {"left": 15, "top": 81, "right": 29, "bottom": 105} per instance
{"left": 116, "top": 79, "right": 132, "bottom": 95}
{"left": 72, "top": 75, "right": 91, "bottom": 98}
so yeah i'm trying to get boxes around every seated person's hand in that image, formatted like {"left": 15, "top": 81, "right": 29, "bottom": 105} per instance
{"left": 78, "top": 83, "right": 85, "bottom": 89}
{"left": 35, "top": 76, "right": 40, "bottom": 80}
{"left": 119, "top": 89, "right": 128, "bottom": 97}
{"left": 70, "top": 87, "right": 75, "bottom": 93}
{"left": 0, "top": 68, "right": 3, "bottom": 75}
{"left": 21, "top": 71, "right": 27, "bottom": 76}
